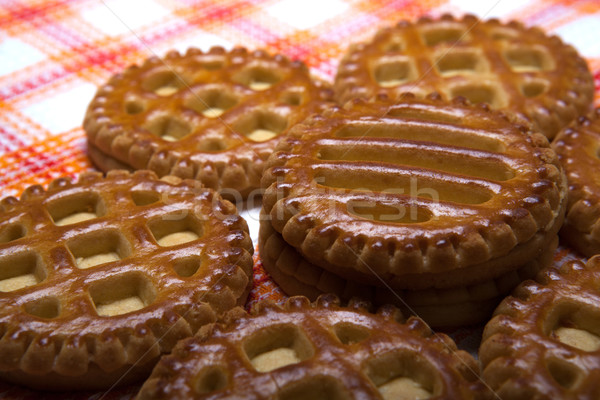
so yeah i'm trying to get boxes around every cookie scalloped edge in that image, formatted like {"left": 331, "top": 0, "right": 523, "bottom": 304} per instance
{"left": 0, "top": 170, "right": 254, "bottom": 389}
{"left": 479, "top": 256, "right": 600, "bottom": 398}
{"left": 334, "top": 13, "right": 594, "bottom": 140}
{"left": 260, "top": 93, "right": 567, "bottom": 277}
{"left": 553, "top": 108, "right": 600, "bottom": 257}
{"left": 138, "top": 293, "right": 488, "bottom": 399}
{"left": 84, "top": 46, "right": 334, "bottom": 196}
{"left": 259, "top": 215, "right": 558, "bottom": 327}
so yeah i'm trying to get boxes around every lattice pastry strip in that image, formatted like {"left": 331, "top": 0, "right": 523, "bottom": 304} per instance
{"left": 261, "top": 95, "right": 566, "bottom": 289}
{"left": 0, "top": 170, "right": 253, "bottom": 391}
{"left": 137, "top": 294, "right": 488, "bottom": 399}
{"left": 480, "top": 257, "right": 600, "bottom": 399}
{"left": 84, "top": 47, "right": 333, "bottom": 196}
{"left": 334, "top": 14, "right": 594, "bottom": 139}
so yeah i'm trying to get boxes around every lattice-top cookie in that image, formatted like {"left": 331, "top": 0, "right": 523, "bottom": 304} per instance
{"left": 334, "top": 14, "right": 594, "bottom": 139}
{"left": 553, "top": 109, "right": 600, "bottom": 257}
{"left": 0, "top": 170, "right": 253, "bottom": 390}
{"left": 261, "top": 94, "right": 566, "bottom": 290}
{"left": 84, "top": 47, "right": 333, "bottom": 196}
{"left": 137, "top": 294, "right": 486, "bottom": 399}
{"left": 480, "top": 256, "right": 600, "bottom": 399}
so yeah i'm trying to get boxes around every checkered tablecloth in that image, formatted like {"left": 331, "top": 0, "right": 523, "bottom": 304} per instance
{"left": 1, "top": 0, "right": 599, "bottom": 398}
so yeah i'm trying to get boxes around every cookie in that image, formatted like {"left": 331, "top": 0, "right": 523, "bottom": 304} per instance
{"left": 0, "top": 170, "right": 253, "bottom": 390}
{"left": 137, "top": 294, "right": 487, "bottom": 399}
{"left": 261, "top": 94, "right": 566, "bottom": 291}
{"left": 259, "top": 216, "right": 556, "bottom": 327}
{"left": 84, "top": 47, "right": 333, "bottom": 197}
{"left": 334, "top": 14, "right": 594, "bottom": 139}
{"left": 553, "top": 109, "right": 600, "bottom": 257}
{"left": 480, "top": 257, "right": 600, "bottom": 399}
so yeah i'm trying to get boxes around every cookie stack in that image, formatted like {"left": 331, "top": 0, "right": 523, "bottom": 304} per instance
{"left": 259, "top": 94, "right": 566, "bottom": 327}
{"left": 256, "top": 14, "right": 592, "bottom": 327}
{"left": 1, "top": 11, "right": 600, "bottom": 400}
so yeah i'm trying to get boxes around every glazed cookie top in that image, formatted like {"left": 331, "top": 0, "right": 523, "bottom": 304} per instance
{"left": 137, "top": 294, "right": 486, "bottom": 400}
{"left": 84, "top": 47, "right": 333, "bottom": 195}
{"left": 334, "top": 14, "right": 594, "bottom": 139}
{"left": 480, "top": 257, "right": 600, "bottom": 399}
{"left": 0, "top": 170, "right": 253, "bottom": 378}
{"left": 261, "top": 95, "right": 566, "bottom": 286}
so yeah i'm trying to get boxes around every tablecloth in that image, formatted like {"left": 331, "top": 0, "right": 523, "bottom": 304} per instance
{"left": 1, "top": 0, "right": 599, "bottom": 398}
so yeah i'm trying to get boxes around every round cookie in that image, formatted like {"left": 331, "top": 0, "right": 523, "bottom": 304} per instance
{"left": 137, "top": 294, "right": 488, "bottom": 399}
{"left": 261, "top": 94, "right": 566, "bottom": 291}
{"left": 259, "top": 216, "right": 557, "bottom": 327}
{"left": 84, "top": 47, "right": 333, "bottom": 197}
{"left": 334, "top": 14, "right": 594, "bottom": 139}
{"left": 480, "top": 257, "right": 600, "bottom": 399}
{"left": 0, "top": 170, "right": 253, "bottom": 390}
{"left": 553, "top": 109, "right": 600, "bottom": 257}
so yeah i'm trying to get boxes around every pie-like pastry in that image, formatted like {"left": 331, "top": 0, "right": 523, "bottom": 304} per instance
{"left": 262, "top": 94, "right": 566, "bottom": 291}
{"left": 334, "top": 14, "right": 594, "bottom": 139}
{"left": 259, "top": 216, "right": 556, "bottom": 327}
{"left": 84, "top": 47, "right": 333, "bottom": 197}
{"left": 553, "top": 109, "right": 600, "bottom": 257}
{"left": 0, "top": 170, "right": 253, "bottom": 390}
{"left": 137, "top": 294, "right": 487, "bottom": 399}
{"left": 480, "top": 256, "right": 600, "bottom": 399}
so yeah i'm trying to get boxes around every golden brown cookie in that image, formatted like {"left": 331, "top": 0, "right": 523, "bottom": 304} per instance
{"left": 334, "top": 14, "right": 594, "bottom": 139}
{"left": 259, "top": 216, "right": 556, "bottom": 327}
{"left": 0, "top": 170, "right": 253, "bottom": 390}
{"left": 553, "top": 109, "right": 600, "bottom": 257}
{"left": 261, "top": 94, "right": 566, "bottom": 291}
{"left": 480, "top": 256, "right": 600, "bottom": 399}
{"left": 84, "top": 47, "right": 333, "bottom": 197}
{"left": 137, "top": 294, "right": 487, "bottom": 399}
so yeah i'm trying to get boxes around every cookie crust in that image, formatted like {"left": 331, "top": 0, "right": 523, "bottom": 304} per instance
{"left": 0, "top": 170, "right": 253, "bottom": 390}
{"left": 259, "top": 216, "right": 556, "bottom": 327}
{"left": 553, "top": 109, "right": 600, "bottom": 257}
{"left": 84, "top": 47, "right": 333, "bottom": 197}
{"left": 261, "top": 95, "right": 567, "bottom": 289}
{"left": 138, "top": 294, "right": 487, "bottom": 399}
{"left": 334, "top": 14, "right": 594, "bottom": 139}
{"left": 480, "top": 257, "right": 600, "bottom": 399}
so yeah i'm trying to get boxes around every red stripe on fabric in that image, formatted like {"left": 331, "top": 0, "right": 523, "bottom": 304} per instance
{"left": 0, "top": 0, "right": 73, "bottom": 28}
{"left": 0, "top": 125, "right": 26, "bottom": 153}
{"left": 234, "top": 19, "right": 281, "bottom": 45}
{"left": 137, "top": 20, "right": 194, "bottom": 48}
{"left": 65, "top": 42, "right": 139, "bottom": 72}
{"left": 0, "top": 42, "right": 138, "bottom": 101}
{"left": 0, "top": 67, "right": 65, "bottom": 101}
{"left": 184, "top": 1, "right": 252, "bottom": 25}
{"left": 33, "top": 18, "right": 91, "bottom": 49}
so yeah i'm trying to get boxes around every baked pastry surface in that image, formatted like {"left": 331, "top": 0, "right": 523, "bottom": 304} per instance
{"left": 261, "top": 95, "right": 567, "bottom": 290}
{"left": 259, "top": 216, "right": 556, "bottom": 327}
{"left": 137, "top": 294, "right": 487, "bottom": 399}
{"left": 84, "top": 47, "right": 332, "bottom": 196}
{"left": 553, "top": 109, "right": 600, "bottom": 257}
{"left": 334, "top": 14, "right": 594, "bottom": 139}
{"left": 0, "top": 170, "right": 253, "bottom": 390}
{"left": 480, "top": 256, "right": 600, "bottom": 399}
